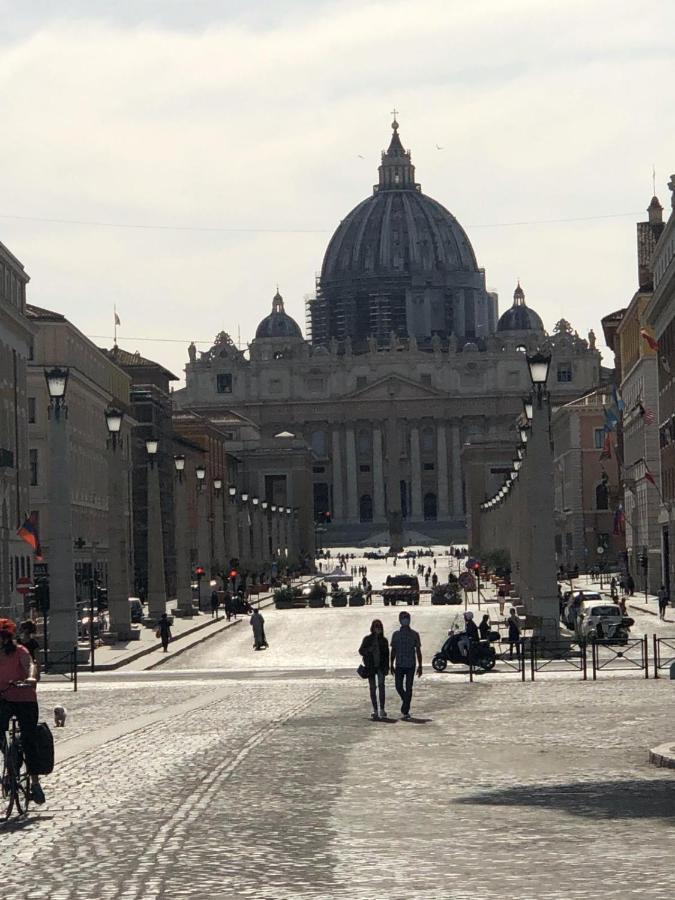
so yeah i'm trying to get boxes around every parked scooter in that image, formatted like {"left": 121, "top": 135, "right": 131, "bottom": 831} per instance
{"left": 432, "top": 629, "right": 498, "bottom": 672}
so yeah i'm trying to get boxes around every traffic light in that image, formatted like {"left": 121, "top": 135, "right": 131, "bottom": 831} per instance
{"left": 96, "top": 586, "right": 108, "bottom": 611}
{"left": 34, "top": 578, "right": 50, "bottom": 612}
{"left": 640, "top": 553, "right": 648, "bottom": 571}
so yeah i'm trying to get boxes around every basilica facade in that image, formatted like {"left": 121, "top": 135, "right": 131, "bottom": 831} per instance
{"left": 176, "top": 120, "right": 604, "bottom": 547}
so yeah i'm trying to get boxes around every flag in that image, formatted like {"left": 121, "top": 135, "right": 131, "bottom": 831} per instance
{"left": 640, "top": 329, "right": 659, "bottom": 352}
{"left": 643, "top": 407, "right": 655, "bottom": 425}
{"left": 645, "top": 466, "right": 657, "bottom": 487}
{"left": 599, "top": 432, "right": 612, "bottom": 461}
{"left": 612, "top": 385, "right": 625, "bottom": 413}
{"left": 604, "top": 406, "right": 619, "bottom": 431}
{"left": 613, "top": 506, "right": 625, "bottom": 536}
{"left": 17, "top": 513, "right": 42, "bottom": 559}
{"left": 114, "top": 312, "right": 121, "bottom": 326}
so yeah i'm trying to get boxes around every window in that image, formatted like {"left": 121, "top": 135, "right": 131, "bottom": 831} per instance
{"left": 27, "top": 397, "right": 36, "bottom": 424}
{"left": 557, "top": 363, "right": 572, "bottom": 383}
{"left": 358, "top": 430, "right": 371, "bottom": 456}
{"left": 359, "top": 464, "right": 371, "bottom": 473}
{"left": 595, "top": 481, "right": 609, "bottom": 510}
{"left": 356, "top": 376, "right": 367, "bottom": 390}
{"left": 268, "top": 379, "right": 282, "bottom": 395}
{"left": 312, "top": 466, "right": 325, "bottom": 474}
{"left": 216, "top": 374, "right": 232, "bottom": 393}
{"left": 421, "top": 374, "right": 431, "bottom": 386}
{"left": 29, "top": 449, "right": 38, "bottom": 486}
{"left": 359, "top": 494, "right": 373, "bottom": 522}
{"left": 423, "top": 462, "right": 435, "bottom": 471}
{"left": 311, "top": 431, "right": 326, "bottom": 456}
{"left": 594, "top": 428, "right": 605, "bottom": 450}
{"left": 421, "top": 427, "right": 434, "bottom": 453}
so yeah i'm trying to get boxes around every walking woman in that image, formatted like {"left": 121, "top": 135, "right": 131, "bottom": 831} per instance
{"left": 358, "top": 619, "right": 389, "bottom": 720}
{"left": 507, "top": 608, "right": 521, "bottom": 660}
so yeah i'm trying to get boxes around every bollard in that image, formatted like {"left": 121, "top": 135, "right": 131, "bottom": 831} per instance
{"left": 670, "top": 661, "right": 675, "bottom": 680}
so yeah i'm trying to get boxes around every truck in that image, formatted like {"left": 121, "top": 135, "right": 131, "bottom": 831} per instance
{"left": 380, "top": 574, "right": 420, "bottom": 606}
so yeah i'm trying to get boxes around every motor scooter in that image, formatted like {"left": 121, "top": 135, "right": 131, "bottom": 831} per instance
{"left": 432, "top": 629, "right": 498, "bottom": 673}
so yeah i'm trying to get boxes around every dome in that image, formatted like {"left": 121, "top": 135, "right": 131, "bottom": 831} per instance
{"left": 255, "top": 290, "right": 302, "bottom": 340}
{"left": 311, "top": 118, "right": 488, "bottom": 346}
{"left": 497, "top": 282, "right": 544, "bottom": 333}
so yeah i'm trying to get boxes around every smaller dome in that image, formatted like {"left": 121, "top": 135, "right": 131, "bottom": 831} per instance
{"left": 497, "top": 282, "right": 544, "bottom": 333}
{"left": 255, "top": 290, "right": 302, "bottom": 340}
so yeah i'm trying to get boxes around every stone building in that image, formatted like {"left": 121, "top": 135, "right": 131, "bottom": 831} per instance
{"left": 614, "top": 196, "right": 665, "bottom": 591}
{"left": 27, "top": 306, "right": 134, "bottom": 604}
{"left": 552, "top": 389, "right": 625, "bottom": 572}
{"left": 0, "top": 241, "right": 31, "bottom": 618}
{"left": 177, "top": 121, "right": 604, "bottom": 548}
{"left": 644, "top": 175, "right": 675, "bottom": 593}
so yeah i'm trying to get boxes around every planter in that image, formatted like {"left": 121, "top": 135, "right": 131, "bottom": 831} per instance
{"left": 348, "top": 596, "right": 366, "bottom": 607}
{"left": 308, "top": 597, "right": 326, "bottom": 608}
{"left": 331, "top": 596, "right": 348, "bottom": 607}
{"left": 274, "top": 600, "right": 294, "bottom": 610}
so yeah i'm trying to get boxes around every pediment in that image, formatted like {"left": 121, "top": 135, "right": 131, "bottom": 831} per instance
{"left": 347, "top": 373, "right": 444, "bottom": 401}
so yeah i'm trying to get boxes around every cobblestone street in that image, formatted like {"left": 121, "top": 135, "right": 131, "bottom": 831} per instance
{"left": 3, "top": 656, "right": 675, "bottom": 898}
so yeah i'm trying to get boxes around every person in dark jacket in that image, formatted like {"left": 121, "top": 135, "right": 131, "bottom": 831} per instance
{"left": 507, "top": 608, "right": 521, "bottom": 659}
{"left": 359, "top": 619, "right": 390, "bottom": 720}
{"left": 157, "top": 613, "right": 172, "bottom": 652}
{"left": 210, "top": 590, "right": 220, "bottom": 619}
{"left": 478, "top": 614, "right": 491, "bottom": 641}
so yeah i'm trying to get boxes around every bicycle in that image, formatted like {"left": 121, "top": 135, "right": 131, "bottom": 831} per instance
{"left": 1, "top": 682, "right": 33, "bottom": 820}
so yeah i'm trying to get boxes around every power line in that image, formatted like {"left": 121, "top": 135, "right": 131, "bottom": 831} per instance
{"left": 0, "top": 209, "right": 645, "bottom": 234}
{"left": 88, "top": 334, "right": 216, "bottom": 345}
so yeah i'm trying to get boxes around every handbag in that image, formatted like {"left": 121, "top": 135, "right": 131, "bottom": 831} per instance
{"left": 357, "top": 664, "right": 369, "bottom": 679}
{"left": 33, "top": 722, "right": 55, "bottom": 775}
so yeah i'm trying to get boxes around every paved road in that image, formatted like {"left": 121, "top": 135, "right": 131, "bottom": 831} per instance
{"left": 4, "top": 675, "right": 675, "bottom": 899}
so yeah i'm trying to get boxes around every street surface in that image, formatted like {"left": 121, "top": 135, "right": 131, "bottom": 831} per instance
{"left": 2, "top": 548, "right": 675, "bottom": 899}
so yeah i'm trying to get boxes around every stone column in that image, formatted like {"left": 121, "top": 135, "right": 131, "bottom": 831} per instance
{"left": 196, "top": 488, "right": 211, "bottom": 608}
{"left": 147, "top": 459, "right": 167, "bottom": 622}
{"left": 410, "top": 425, "right": 422, "bottom": 520}
{"left": 173, "top": 475, "right": 193, "bottom": 617}
{"left": 372, "top": 427, "right": 385, "bottom": 522}
{"left": 345, "top": 425, "right": 358, "bottom": 522}
{"left": 261, "top": 511, "right": 270, "bottom": 566}
{"left": 450, "top": 423, "right": 463, "bottom": 518}
{"left": 436, "top": 423, "right": 450, "bottom": 518}
{"left": 225, "top": 495, "right": 240, "bottom": 565}
{"left": 47, "top": 410, "right": 78, "bottom": 655}
{"left": 213, "top": 490, "right": 226, "bottom": 578}
{"left": 385, "top": 413, "right": 403, "bottom": 551}
{"left": 107, "top": 437, "right": 133, "bottom": 638}
{"left": 331, "top": 428, "right": 344, "bottom": 522}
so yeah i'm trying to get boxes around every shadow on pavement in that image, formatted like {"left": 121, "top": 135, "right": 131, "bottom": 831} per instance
{"left": 456, "top": 777, "right": 675, "bottom": 821}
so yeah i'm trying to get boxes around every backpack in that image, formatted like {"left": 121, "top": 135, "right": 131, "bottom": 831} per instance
{"left": 32, "top": 722, "right": 55, "bottom": 775}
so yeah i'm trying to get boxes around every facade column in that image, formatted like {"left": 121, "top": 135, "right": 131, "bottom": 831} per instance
{"left": 450, "top": 423, "right": 463, "bottom": 518}
{"left": 147, "top": 458, "right": 167, "bottom": 622}
{"left": 436, "top": 423, "right": 450, "bottom": 518}
{"left": 213, "top": 490, "right": 226, "bottom": 578}
{"left": 331, "top": 428, "right": 344, "bottom": 522}
{"left": 107, "top": 435, "right": 133, "bottom": 638}
{"left": 410, "top": 425, "right": 422, "bottom": 520}
{"left": 345, "top": 425, "right": 358, "bottom": 522}
{"left": 372, "top": 427, "right": 385, "bottom": 522}
{"left": 174, "top": 475, "right": 193, "bottom": 616}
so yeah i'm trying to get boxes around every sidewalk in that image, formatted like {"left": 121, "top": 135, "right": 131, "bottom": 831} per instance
{"left": 571, "top": 573, "right": 675, "bottom": 621}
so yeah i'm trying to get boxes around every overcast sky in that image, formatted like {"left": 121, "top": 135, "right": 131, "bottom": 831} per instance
{"left": 1, "top": 0, "right": 673, "bottom": 383}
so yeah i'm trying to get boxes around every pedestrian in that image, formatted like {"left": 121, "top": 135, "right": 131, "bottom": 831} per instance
{"left": 424, "top": 573, "right": 430, "bottom": 587}
{"left": 507, "top": 608, "right": 521, "bottom": 660}
{"left": 478, "top": 613, "right": 491, "bottom": 641}
{"left": 390, "top": 611, "right": 422, "bottom": 721}
{"left": 573, "top": 564, "right": 579, "bottom": 579}
{"left": 619, "top": 594, "right": 627, "bottom": 615}
{"left": 658, "top": 585, "right": 669, "bottom": 620}
{"left": 224, "top": 591, "right": 234, "bottom": 621}
{"left": 359, "top": 619, "right": 389, "bottom": 720}
{"left": 250, "top": 608, "right": 267, "bottom": 650}
{"left": 626, "top": 573, "right": 635, "bottom": 596}
{"left": 366, "top": 581, "right": 373, "bottom": 604}
{"left": 431, "top": 573, "right": 438, "bottom": 588}
{"left": 210, "top": 590, "right": 220, "bottom": 619}
{"left": 433, "top": 557, "right": 437, "bottom": 568}
{"left": 156, "top": 613, "right": 172, "bottom": 652}
{"left": 497, "top": 584, "right": 507, "bottom": 617}
{"left": 17, "top": 620, "right": 41, "bottom": 674}
{"left": 610, "top": 577, "right": 618, "bottom": 600}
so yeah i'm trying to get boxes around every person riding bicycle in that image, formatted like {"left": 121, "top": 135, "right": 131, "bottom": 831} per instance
{"left": 0, "top": 618, "right": 45, "bottom": 804}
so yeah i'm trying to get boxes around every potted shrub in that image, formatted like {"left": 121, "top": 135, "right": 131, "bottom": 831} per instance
{"left": 330, "top": 588, "right": 348, "bottom": 607}
{"left": 308, "top": 582, "right": 327, "bottom": 608}
{"left": 348, "top": 586, "right": 366, "bottom": 607}
{"left": 274, "top": 586, "right": 297, "bottom": 609}
{"left": 431, "top": 585, "right": 447, "bottom": 605}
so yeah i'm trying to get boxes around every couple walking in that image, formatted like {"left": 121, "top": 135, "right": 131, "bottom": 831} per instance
{"left": 358, "top": 611, "right": 422, "bottom": 721}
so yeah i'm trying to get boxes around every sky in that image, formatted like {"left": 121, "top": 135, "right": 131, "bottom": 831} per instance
{"left": 1, "top": 0, "right": 674, "bottom": 384}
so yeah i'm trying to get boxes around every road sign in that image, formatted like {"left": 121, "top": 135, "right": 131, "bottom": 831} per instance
{"left": 466, "top": 557, "right": 479, "bottom": 570}
{"left": 16, "top": 576, "right": 32, "bottom": 596}
{"left": 458, "top": 572, "right": 476, "bottom": 591}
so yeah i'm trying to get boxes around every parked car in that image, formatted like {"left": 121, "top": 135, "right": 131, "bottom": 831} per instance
{"left": 128, "top": 597, "right": 144, "bottom": 623}
{"left": 575, "top": 599, "right": 633, "bottom": 643}
{"left": 381, "top": 574, "right": 420, "bottom": 606}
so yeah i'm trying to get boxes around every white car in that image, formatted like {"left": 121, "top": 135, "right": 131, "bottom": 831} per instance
{"left": 576, "top": 600, "right": 631, "bottom": 643}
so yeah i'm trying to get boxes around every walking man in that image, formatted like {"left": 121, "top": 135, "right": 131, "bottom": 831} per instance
{"left": 156, "top": 613, "right": 172, "bottom": 653}
{"left": 250, "top": 608, "right": 267, "bottom": 650}
{"left": 390, "top": 611, "right": 422, "bottom": 721}
{"left": 658, "top": 584, "right": 669, "bottom": 620}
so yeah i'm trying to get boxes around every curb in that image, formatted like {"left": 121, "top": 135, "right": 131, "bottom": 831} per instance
{"left": 649, "top": 742, "right": 675, "bottom": 769}
{"left": 630, "top": 603, "right": 658, "bottom": 617}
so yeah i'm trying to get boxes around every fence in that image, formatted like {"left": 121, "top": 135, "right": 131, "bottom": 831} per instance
{"left": 653, "top": 636, "right": 675, "bottom": 678}
{"left": 42, "top": 647, "right": 78, "bottom": 691}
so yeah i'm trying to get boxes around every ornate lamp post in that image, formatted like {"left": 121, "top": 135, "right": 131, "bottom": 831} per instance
{"left": 145, "top": 438, "right": 167, "bottom": 622}
{"left": 195, "top": 464, "right": 208, "bottom": 610}
{"left": 174, "top": 455, "right": 193, "bottom": 617}
{"left": 44, "top": 367, "right": 77, "bottom": 661}
{"left": 105, "top": 406, "right": 132, "bottom": 641}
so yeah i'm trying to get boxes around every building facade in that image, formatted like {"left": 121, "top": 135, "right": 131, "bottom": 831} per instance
{"left": 644, "top": 175, "right": 675, "bottom": 593}
{"left": 552, "top": 389, "right": 626, "bottom": 572}
{"left": 27, "top": 306, "right": 134, "bottom": 604}
{"left": 0, "top": 241, "right": 31, "bottom": 618}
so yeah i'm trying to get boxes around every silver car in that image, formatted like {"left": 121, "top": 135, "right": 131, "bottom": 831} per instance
{"left": 576, "top": 601, "right": 631, "bottom": 643}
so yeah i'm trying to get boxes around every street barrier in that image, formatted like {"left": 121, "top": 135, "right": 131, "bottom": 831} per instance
{"left": 529, "top": 640, "right": 587, "bottom": 681}
{"left": 590, "top": 636, "right": 648, "bottom": 680}
{"left": 495, "top": 641, "right": 526, "bottom": 680}
{"left": 653, "top": 635, "right": 675, "bottom": 679}
{"left": 42, "top": 647, "right": 78, "bottom": 691}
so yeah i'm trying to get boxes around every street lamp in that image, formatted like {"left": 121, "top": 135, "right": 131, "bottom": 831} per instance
{"left": 214, "top": 478, "right": 223, "bottom": 493}
{"left": 174, "top": 454, "right": 185, "bottom": 481}
{"left": 522, "top": 398, "right": 533, "bottom": 421}
{"left": 252, "top": 496, "right": 259, "bottom": 506}
{"left": 45, "top": 366, "right": 69, "bottom": 419}
{"left": 526, "top": 351, "right": 552, "bottom": 405}
{"left": 519, "top": 425, "right": 529, "bottom": 444}
{"left": 146, "top": 438, "right": 158, "bottom": 467}
{"left": 241, "top": 491, "right": 249, "bottom": 502}
{"left": 105, "top": 406, "right": 124, "bottom": 448}
{"left": 262, "top": 500, "right": 268, "bottom": 510}
{"left": 516, "top": 445, "right": 525, "bottom": 461}
{"left": 195, "top": 464, "right": 206, "bottom": 490}
{"left": 271, "top": 504, "right": 277, "bottom": 512}
{"left": 513, "top": 459, "right": 522, "bottom": 472}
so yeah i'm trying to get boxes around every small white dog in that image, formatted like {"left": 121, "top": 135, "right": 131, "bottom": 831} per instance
{"left": 53, "top": 705, "right": 67, "bottom": 727}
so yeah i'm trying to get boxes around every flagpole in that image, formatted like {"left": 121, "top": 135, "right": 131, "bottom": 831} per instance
{"left": 114, "top": 304, "right": 118, "bottom": 346}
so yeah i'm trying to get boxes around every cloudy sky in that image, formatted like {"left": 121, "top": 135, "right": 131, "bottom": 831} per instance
{"left": 1, "top": 0, "right": 673, "bottom": 382}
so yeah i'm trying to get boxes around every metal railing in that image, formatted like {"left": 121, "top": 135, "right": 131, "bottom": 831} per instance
{"left": 653, "top": 635, "right": 675, "bottom": 678}
{"left": 590, "top": 636, "right": 648, "bottom": 680}
{"left": 529, "top": 640, "right": 587, "bottom": 681}
{"left": 42, "top": 647, "right": 78, "bottom": 691}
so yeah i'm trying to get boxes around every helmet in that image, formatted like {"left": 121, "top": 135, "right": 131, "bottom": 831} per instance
{"left": 464, "top": 610, "right": 474, "bottom": 620}
{"left": 0, "top": 618, "right": 17, "bottom": 636}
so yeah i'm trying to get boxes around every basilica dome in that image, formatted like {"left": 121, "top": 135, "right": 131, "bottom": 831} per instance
{"left": 497, "top": 282, "right": 544, "bottom": 333}
{"left": 255, "top": 290, "right": 303, "bottom": 340}
{"left": 310, "top": 118, "right": 491, "bottom": 347}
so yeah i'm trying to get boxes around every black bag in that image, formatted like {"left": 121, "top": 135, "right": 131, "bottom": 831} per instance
{"left": 33, "top": 722, "right": 55, "bottom": 775}
{"left": 357, "top": 664, "right": 369, "bottom": 679}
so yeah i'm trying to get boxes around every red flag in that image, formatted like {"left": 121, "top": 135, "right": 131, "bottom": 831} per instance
{"left": 640, "top": 329, "right": 659, "bottom": 352}
{"left": 645, "top": 467, "right": 657, "bottom": 487}
{"left": 599, "top": 432, "right": 612, "bottom": 461}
